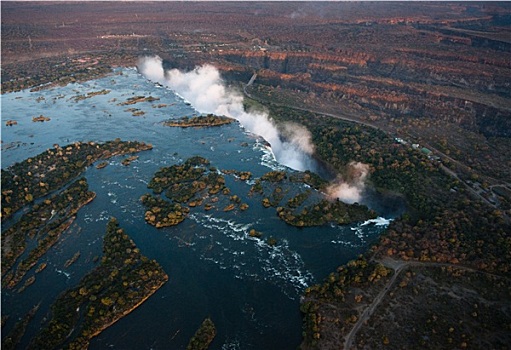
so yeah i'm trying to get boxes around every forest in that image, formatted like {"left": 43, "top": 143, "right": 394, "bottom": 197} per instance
{"left": 256, "top": 101, "right": 511, "bottom": 348}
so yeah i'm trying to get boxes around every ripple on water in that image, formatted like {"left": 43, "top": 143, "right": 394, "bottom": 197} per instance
{"left": 187, "top": 213, "right": 314, "bottom": 299}
{"left": 1, "top": 67, "right": 393, "bottom": 350}
{"left": 252, "top": 140, "right": 287, "bottom": 172}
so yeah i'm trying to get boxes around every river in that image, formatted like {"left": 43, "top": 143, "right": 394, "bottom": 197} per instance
{"left": 1, "top": 68, "right": 391, "bottom": 349}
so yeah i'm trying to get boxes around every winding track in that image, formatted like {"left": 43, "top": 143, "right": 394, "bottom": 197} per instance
{"left": 342, "top": 258, "right": 408, "bottom": 350}
{"left": 242, "top": 72, "right": 511, "bottom": 349}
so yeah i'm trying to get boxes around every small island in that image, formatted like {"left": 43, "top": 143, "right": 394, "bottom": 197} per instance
{"left": 186, "top": 318, "right": 217, "bottom": 350}
{"left": 71, "top": 89, "right": 110, "bottom": 102}
{"left": 124, "top": 108, "right": 146, "bottom": 116}
{"left": 164, "top": 114, "right": 234, "bottom": 128}
{"left": 96, "top": 161, "right": 109, "bottom": 169}
{"left": 32, "top": 115, "right": 51, "bottom": 122}
{"left": 28, "top": 218, "right": 168, "bottom": 349}
{"left": 118, "top": 95, "right": 160, "bottom": 105}
{"left": 143, "top": 156, "right": 255, "bottom": 228}
{"left": 277, "top": 199, "right": 376, "bottom": 227}
{"left": 121, "top": 155, "right": 139, "bottom": 166}
{"left": 63, "top": 251, "right": 81, "bottom": 268}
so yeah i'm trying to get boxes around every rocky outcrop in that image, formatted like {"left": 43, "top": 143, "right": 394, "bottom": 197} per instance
{"left": 216, "top": 45, "right": 511, "bottom": 138}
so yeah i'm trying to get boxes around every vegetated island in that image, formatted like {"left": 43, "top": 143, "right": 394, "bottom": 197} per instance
{"left": 117, "top": 95, "right": 160, "bottom": 105}
{"left": 27, "top": 218, "right": 168, "bottom": 350}
{"left": 250, "top": 170, "right": 377, "bottom": 227}
{"left": 186, "top": 317, "right": 217, "bottom": 350}
{"left": 142, "top": 156, "right": 235, "bottom": 228}
{"left": 142, "top": 156, "right": 374, "bottom": 232}
{"left": 2, "top": 178, "right": 95, "bottom": 290}
{"left": 164, "top": 114, "right": 235, "bottom": 128}
{"left": 1, "top": 303, "right": 40, "bottom": 350}
{"left": 1, "top": 139, "right": 153, "bottom": 221}
{"left": 71, "top": 89, "right": 110, "bottom": 102}
{"left": 32, "top": 115, "right": 51, "bottom": 122}
{"left": 2, "top": 139, "right": 154, "bottom": 294}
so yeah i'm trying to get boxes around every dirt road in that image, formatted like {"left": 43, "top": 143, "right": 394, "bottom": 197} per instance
{"left": 342, "top": 258, "right": 509, "bottom": 349}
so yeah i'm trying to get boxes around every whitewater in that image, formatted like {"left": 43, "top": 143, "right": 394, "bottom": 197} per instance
{"left": 1, "top": 66, "right": 393, "bottom": 350}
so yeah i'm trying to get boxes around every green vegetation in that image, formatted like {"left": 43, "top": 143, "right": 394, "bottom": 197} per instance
{"left": 143, "top": 154, "right": 374, "bottom": 231}
{"left": 164, "top": 114, "right": 235, "bottom": 128}
{"left": 249, "top": 229, "right": 263, "bottom": 238}
{"left": 2, "top": 179, "right": 95, "bottom": 289}
{"left": 301, "top": 256, "right": 392, "bottom": 348}
{"left": 277, "top": 200, "right": 376, "bottom": 227}
{"left": 252, "top": 169, "right": 376, "bottom": 226}
{"left": 147, "top": 156, "right": 210, "bottom": 196}
{"left": 147, "top": 158, "right": 223, "bottom": 203}
{"left": 118, "top": 95, "right": 160, "bottom": 105}
{"left": 141, "top": 194, "right": 189, "bottom": 228}
{"left": 267, "top": 237, "right": 278, "bottom": 246}
{"left": 143, "top": 156, "right": 254, "bottom": 227}
{"left": 186, "top": 318, "right": 216, "bottom": 350}
{"left": 266, "top": 104, "right": 511, "bottom": 271}
{"left": 2, "top": 304, "right": 40, "bottom": 350}
{"left": 221, "top": 169, "right": 252, "bottom": 181}
{"left": 262, "top": 106, "right": 511, "bottom": 348}
{"left": 287, "top": 190, "right": 311, "bottom": 209}
{"left": 1, "top": 139, "right": 165, "bottom": 349}
{"left": 29, "top": 218, "right": 168, "bottom": 350}
{"left": 1, "top": 139, "right": 153, "bottom": 220}
{"left": 261, "top": 170, "right": 287, "bottom": 182}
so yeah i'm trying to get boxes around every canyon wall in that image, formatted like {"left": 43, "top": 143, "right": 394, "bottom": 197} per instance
{"left": 216, "top": 47, "right": 511, "bottom": 137}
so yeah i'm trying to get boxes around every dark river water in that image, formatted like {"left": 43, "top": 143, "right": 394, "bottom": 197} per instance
{"left": 1, "top": 68, "right": 391, "bottom": 349}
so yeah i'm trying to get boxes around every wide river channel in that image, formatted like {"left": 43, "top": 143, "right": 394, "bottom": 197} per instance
{"left": 2, "top": 68, "right": 392, "bottom": 349}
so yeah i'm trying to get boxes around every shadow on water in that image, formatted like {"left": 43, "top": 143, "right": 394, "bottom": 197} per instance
{"left": 311, "top": 154, "right": 337, "bottom": 181}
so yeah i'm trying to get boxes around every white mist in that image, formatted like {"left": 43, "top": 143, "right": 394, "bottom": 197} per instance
{"left": 137, "top": 56, "right": 316, "bottom": 172}
{"left": 137, "top": 56, "right": 369, "bottom": 203}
